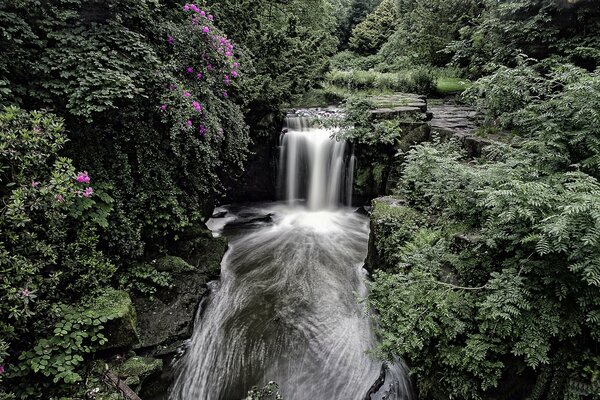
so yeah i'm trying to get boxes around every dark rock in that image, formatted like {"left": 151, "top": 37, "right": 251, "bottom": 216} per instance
{"left": 134, "top": 234, "right": 227, "bottom": 353}
{"left": 212, "top": 210, "right": 227, "bottom": 218}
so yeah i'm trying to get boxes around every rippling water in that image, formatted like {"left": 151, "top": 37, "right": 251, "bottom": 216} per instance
{"left": 170, "top": 203, "right": 412, "bottom": 400}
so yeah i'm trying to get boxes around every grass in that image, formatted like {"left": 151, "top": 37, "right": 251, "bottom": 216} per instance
{"left": 436, "top": 77, "right": 471, "bottom": 95}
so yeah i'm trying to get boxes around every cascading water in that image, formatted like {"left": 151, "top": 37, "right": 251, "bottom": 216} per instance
{"left": 279, "top": 115, "right": 354, "bottom": 209}
{"left": 171, "top": 112, "right": 412, "bottom": 400}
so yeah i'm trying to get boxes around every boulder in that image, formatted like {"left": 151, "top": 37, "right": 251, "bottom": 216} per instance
{"left": 93, "top": 290, "right": 139, "bottom": 351}
{"left": 134, "top": 234, "right": 227, "bottom": 354}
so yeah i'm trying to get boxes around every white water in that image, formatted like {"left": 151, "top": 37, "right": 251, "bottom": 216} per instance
{"left": 171, "top": 115, "right": 412, "bottom": 400}
{"left": 280, "top": 116, "right": 354, "bottom": 209}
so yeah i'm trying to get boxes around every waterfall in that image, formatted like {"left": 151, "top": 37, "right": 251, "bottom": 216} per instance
{"left": 170, "top": 110, "right": 413, "bottom": 400}
{"left": 279, "top": 115, "right": 353, "bottom": 209}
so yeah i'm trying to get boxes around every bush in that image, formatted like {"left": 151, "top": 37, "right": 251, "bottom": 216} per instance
{"left": 0, "top": 107, "right": 116, "bottom": 396}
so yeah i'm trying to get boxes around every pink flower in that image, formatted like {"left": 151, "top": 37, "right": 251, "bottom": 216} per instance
{"left": 0, "top": 365, "right": 4, "bottom": 375}
{"left": 225, "top": 51, "right": 232, "bottom": 58}
{"left": 76, "top": 171, "right": 91, "bottom": 183}
{"left": 20, "top": 288, "right": 30, "bottom": 297}
{"left": 200, "top": 10, "right": 206, "bottom": 17}
{"left": 232, "top": 70, "right": 238, "bottom": 78}
{"left": 207, "top": 64, "right": 213, "bottom": 71}
{"left": 223, "top": 91, "right": 228, "bottom": 98}
{"left": 196, "top": 72, "right": 203, "bottom": 79}
{"left": 192, "top": 101, "right": 202, "bottom": 111}
{"left": 183, "top": 4, "right": 189, "bottom": 11}
{"left": 190, "top": 4, "right": 199, "bottom": 13}
{"left": 83, "top": 187, "right": 94, "bottom": 198}
{"left": 208, "top": 14, "right": 214, "bottom": 20}
{"left": 202, "top": 26, "right": 210, "bottom": 34}
{"left": 160, "top": 104, "right": 168, "bottom": 111}
{"left": 31, "top": 181, "right": 40, "bottom": 188}
{"left": 233, "top": 62, "right": 239, "bottom": 68}
{"left": 186, "top": 120, "right": 193, "bottom": 127}
{"left": 183, "top": 92, "right": 191, "bottom": 97}
{"left": 55, "top": 194, "right": 64, "bottom": 203}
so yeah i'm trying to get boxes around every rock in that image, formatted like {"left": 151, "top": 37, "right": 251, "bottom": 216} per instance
{"left": 113, "top": 356, "right": 163, "bottom": 392}
{"left": 92, "top": 290, "right": 139, "bottom": 351}
{"left": 366, "top": 196, "right": 424, "bottom": 274}
{"left": 134, "top": 234, "right": 227, "bottom": 353}
{"left": 212, "top": 210, "right": 227, "bottom": 218}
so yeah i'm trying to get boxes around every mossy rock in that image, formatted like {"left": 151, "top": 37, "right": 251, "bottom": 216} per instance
{"left": 367, "top": 196, "right": 425, "bottom": 273}
{"left": 91, "top": 290, "right": 139, "bottom": 350}
{"left": 134, "top": 234, "right": 228, "bottom": 353}
{"left": 155, "top": 255, "right": 195, "bottom": 273}
{"left": 114, "top": 356, "right": 163, "bottom": 391}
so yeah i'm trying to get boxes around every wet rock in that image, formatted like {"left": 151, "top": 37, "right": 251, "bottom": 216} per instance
{"left": 212, "top": 210, "right": 227, "bottom": 218}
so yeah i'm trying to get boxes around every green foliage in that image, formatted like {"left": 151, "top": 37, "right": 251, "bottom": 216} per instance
{"left": 448, "top": 0, "right": 600, "bottom": 77}
{"left": 0, "top": 107, "right": 117, "bottom": 397}
{"left": 208, "top": 0, "right": 338, "bottom": 113}
{"left": 349, "top": 0, "right": 397, "bottom": 55}
{"left": 378, "top": 0, "right": 482, "bottom": 67}
{"left": 368, "top": 63, "right": 600, "bottom": 398}
{"left": 326, "top": 68, "right": 435, "bottom": 95}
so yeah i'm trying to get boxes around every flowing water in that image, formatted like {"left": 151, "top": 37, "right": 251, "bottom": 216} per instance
{"left": 171, "top": 114, "right": 412, "bottom": 400}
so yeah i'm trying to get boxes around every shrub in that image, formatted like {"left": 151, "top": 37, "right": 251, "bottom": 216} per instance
{"left": 0, "top": 107, "right": 116, "bottom": 396}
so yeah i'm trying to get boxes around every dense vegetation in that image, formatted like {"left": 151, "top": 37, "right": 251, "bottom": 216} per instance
{"left": 342, "top": 0, "right": 600, "bottom": 398}
{"left": 2, "top": 0, "right": 600, "bottom": 398}
{"left": 0, "top": 0, "right": 336, "bottom": 397}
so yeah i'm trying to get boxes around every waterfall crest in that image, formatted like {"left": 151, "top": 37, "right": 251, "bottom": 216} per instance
{"left": 279, "top": 115, "right": 354, "bottom": 209}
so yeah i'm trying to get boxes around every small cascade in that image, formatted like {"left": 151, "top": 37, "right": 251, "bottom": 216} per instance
{"left": 279, "top": 115, "right": 353, "bottom": 209}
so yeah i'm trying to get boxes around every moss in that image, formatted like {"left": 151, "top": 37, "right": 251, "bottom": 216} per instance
{"left": 436, "top": 77, "right": 471, "bottom": 95}
{"left": 371, "top": 196, "right": 420, "bottom": 221}
{"left": 367, "top": 197, "right": 426, "bottom": 273}
{"left": 89, "top": 290, "right": 139, "bottom": 350}
{"left": 155, "top": 255, "right": 194, "bottom": 273}
{"left": 114, "top": 356, "right": 163, "bottom": 390}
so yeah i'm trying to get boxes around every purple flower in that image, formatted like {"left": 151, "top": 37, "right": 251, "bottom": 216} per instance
{"left": 55, "top": 194, "right": 65, "bottom": 203}
{"left": 231, "top": 70, "right": 238, "bottom": 78}
{"left": 160, "top": 104, "right": 168, "bottom": 111}
{"left": 208, "top": 14, "right": 214, "bottom": 20}
{"left": 0, "top": 365, "right": 4, "bottom": 375}
{"left": 202, "top": 26, "right": 210, "bottom": 34}
{"left": 167, "top": 36, "right": 175, "bottom": 45}
{"left": 183, "top": 4, "right": 189, "bottom": 11}
{"left": 192, "top": 101, "right": 202, "bottom": 111}
{"left": 198, "top": 125, "right": 206, "bottom": 135}
{"left": 223, "top": 91, "right": 228, "bottom": 98}
{"left": 207, "top": 64, "right": 213, "bottom": 71}
{"left": 186, "top": 66, "right": 194, "bottom": 73}
{"left": 31, "top": 181, "right": 40, "bottom": 188}
{"left": 200, "top": 10, "right": 206, "bottom": 17}
{"left": 225, "top": 51, "right": 233, "bottom": 58}
{"left": 83, "top": 187, "right": 94, "bottom": 198}
{"left": 233, "top": 62, "right": 239, "bottom": 68}
{"left": 20, "top": 288, "right": 30, "bottom": 297}
{"left": 186, "top": 120, "right": 193, "bottom": 127}
{"left": 196, "top": 72, "right": 203, "bottom": 79}
{"left": 76, "top": 171, "right": 91, "bottom": 184}
{"left": 190, "top": 4, "right": 199, "bottom": 13}
{"left": 183, "top": 91, "right": 191, "bottom": 97}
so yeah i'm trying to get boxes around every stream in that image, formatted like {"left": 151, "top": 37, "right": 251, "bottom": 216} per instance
{"left": 170, "top": 114, "right": 413, "bottom": 400}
